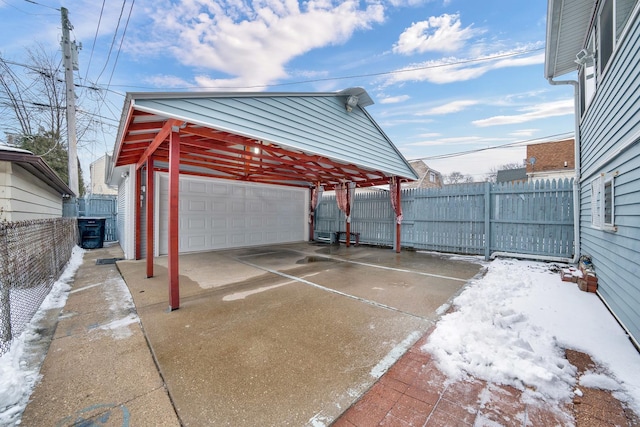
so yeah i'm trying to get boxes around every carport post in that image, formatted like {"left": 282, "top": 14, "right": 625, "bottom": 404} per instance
{"left": 145, "top": 157, "right": 154, "bottom": 277}
{"left": 135, "top": 167, "right": 142, "bottom": 260}
{"left": 168, "top": 128, "right": 181, "bottom": 310}
{"left": 395, "top": 177, "right": 401, "bottom": 253}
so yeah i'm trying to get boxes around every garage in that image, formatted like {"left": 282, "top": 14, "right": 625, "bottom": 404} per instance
{"left": 108, "top": 87, "right": 419, "bottom": 309}
{"left": 157, "top": 174, "right": 307, "bottom": 255}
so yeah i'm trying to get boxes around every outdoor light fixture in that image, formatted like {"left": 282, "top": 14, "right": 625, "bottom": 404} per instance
{"left": 574, "top": 48, "right": 593, "bottom": 65}
{"left": 345, "top": 95, "right": 359, "bottom": 112}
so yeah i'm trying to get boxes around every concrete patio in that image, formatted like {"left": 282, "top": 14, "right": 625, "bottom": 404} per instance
{"left": 117, "top": 243, "right": 482, "bottom": 425}
{"left": 20, "top": 242, "right": 483, "bottom": 426}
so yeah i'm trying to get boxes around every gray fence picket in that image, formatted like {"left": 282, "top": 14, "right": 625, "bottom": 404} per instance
{"left": 314, "top": 179, "right": 574, "bottom": 260}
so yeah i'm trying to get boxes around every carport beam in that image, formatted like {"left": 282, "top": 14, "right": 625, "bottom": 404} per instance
{"left": 168, "top": 128, "right": 180, "bottom": 310}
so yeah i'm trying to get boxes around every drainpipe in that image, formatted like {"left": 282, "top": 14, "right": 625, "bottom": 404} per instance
{"left": 490, "top": 77, "right": 580, "bottom": 264}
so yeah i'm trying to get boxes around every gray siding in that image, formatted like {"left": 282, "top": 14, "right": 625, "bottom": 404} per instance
{"left": 134, "top": 94, "right": 417, "bottom": 180}
{"left": 579, "top": 12, "right": 640, "bottom": 344}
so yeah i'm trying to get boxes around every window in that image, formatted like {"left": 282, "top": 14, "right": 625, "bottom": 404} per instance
{"left": 579, "top": 56, "right": 596, "bottom": 116}
{"left": 616, "top": 0, "right": 636, "bottom": 40}
{"left": 599, "top": 0, "right": 614, "bottom": 74}
{"left": 429, "top": 172, "right": 436, "bottom": 183}
{"left": 591, "top": 172, "right": 617, "bottom": 230}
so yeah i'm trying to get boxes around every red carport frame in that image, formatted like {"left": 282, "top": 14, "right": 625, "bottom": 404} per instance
{"left": 115, "top": 105, "right": 413, "bottom": 311}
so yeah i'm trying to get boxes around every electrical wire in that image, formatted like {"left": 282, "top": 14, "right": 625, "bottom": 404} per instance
{"left": 104, "top": 0, "right": 134, "bottom": 91}
{"left": 94, "top": 0, "right": 127, "bottom": 85}
{"left": 83, "top": 0, "right": 106, "bottom": 83}
{"left": 413, "top": 132, "right": 575, "bottom": 161}
{"left": 106, "top": 47, "right": 546, "bottom": 91}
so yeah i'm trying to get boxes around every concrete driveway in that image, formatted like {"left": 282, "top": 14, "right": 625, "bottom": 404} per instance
{"left": 116, "top": 243, "right": 483, "bottom": 426}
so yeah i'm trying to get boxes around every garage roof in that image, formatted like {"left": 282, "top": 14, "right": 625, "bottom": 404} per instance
{"left": 0, "top": 145, "right": 75, "bottom": 196}
{"left": 545, "top": 0, "right": 595, "bottom": 79}
{"left": 112, "top": 88, "right": 418, "bottom": 188}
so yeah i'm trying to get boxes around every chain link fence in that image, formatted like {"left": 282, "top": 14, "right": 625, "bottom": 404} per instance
{"left": 0, "top": 218, "right": 77, "bottom": 356}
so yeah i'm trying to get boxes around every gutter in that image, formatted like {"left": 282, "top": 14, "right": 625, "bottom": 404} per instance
{"left": 491, "top": 76, "right": 580, "bottom": 264}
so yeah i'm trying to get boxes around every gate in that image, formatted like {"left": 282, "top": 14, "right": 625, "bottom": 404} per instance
{"left": 62, "top": 195, "right": 118, "bottom": 242}
{"left": 80, "top": 196, "right": 118, "bottom": 242}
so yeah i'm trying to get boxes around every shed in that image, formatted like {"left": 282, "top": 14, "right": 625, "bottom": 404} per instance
{"left": 0, "top": 145, "right": 74, "bottom": 221}
{"left": 109, "top": 88, "right": 418, "bottom": 310}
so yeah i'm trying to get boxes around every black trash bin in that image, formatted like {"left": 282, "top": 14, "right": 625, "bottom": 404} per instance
{"left": 77, "top": 217, "right": 106, "bottom": 249}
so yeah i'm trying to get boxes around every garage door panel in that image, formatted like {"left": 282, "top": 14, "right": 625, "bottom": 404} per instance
{"left": 158, "top": 174, "right": 306, "bottom": 255}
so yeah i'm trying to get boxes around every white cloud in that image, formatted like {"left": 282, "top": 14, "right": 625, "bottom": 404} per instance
{"left": 472, "top": 99, "right": 574, "bottom": 127}
{"left": 509, "top": 129, "right": 540, "bottom": 137}
{"left": 384, "top": 51, "right": 545, "bottom": 85}
{"left": 407, "top": 135, "right": 497, "bottom": 147}
{"left": 132, "top": 0, "right": 385, "bottom": 89}
{"left": 418, "top": 100, "right": 478, "bottom": 115}
{"left": 379, "top": 95, "right": 411, "bottom": 104}
{"left": 144, "top": 74, "right": 192, "bottom": 88}
{"left": 393, "top": 13, "right": 478, "bottom": 55}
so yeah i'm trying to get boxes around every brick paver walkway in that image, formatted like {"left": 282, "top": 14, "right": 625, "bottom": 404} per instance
{"left": 333, "top": 330, "right": 637, "bottom": 426}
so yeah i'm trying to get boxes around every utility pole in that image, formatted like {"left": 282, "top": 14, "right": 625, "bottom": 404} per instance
{"left": 60, "top": 7, "right": 79, "bottom": 197}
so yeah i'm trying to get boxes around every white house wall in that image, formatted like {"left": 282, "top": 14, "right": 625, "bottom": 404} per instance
{"left": 155, "top": 174, "right": 308, "bottom": 256}
{"left": 0, "top": 162, "right": 63, "bottom": 221}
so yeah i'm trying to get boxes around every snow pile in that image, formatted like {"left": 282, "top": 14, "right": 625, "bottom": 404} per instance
{"left": 0, "top": 246, "right": 84, "bottom": 426}
{"left": 424, "top": 258, "right": 640, "bottom": 413}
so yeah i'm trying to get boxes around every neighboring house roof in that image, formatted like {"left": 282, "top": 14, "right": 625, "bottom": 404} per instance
{"left": 0, "top": 145, "right": 74, "bottom": 196}
{"left": 545, "top": 0, "right": 595, "bottom": 78}
{"left": 496, "top": 168, "right": 527, "bottom": 183}
{"left": 405, "top": 160, "right": 442, "bottom": 189}
{"left": 111, "top": 88, "right": 418, "bottom": 188}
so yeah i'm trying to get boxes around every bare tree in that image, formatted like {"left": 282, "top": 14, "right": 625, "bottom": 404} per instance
{"left": 0, "top": 46, "right": 73, "bottom": 139}
{"left": 1, "top": 45, "right": 87, "bottom": 195}
{"left": 444, "top": 171, "right": 474, "bottom": 184}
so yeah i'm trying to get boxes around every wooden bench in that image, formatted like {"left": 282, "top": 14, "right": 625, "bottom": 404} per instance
{"left": 335, "top": 231, "right": 360, "bottom": 246}
{"left": 314, "top": 231, "right": 334, "bottom": 243}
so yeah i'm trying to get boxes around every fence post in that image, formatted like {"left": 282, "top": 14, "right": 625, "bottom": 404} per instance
{"left": 484, "top": 182, "right": 491, "bottom": 261}
{"left": 0, "top": 226, "right": 12, "bottom": 346}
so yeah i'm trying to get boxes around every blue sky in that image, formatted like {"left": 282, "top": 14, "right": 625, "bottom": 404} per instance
{"left": 0, "top": 0, "right": 575, "bottom": 183}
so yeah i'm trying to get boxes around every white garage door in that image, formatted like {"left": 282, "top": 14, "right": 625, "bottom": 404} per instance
{"left": 157, "top": 174, "right": 308, "bottom": 255}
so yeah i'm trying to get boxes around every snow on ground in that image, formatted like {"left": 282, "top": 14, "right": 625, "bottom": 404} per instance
{"left": 1, "top": 249, "right": 639, "bottom": 425}
{"left": 0, "top": 246, "right": 84, "bottom": 426}
{"left": 424, "top": 257, "right": 640, "bottom": 415}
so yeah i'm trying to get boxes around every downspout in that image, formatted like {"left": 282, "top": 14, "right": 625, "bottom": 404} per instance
{"left": 490, "top": 77, "right": 580, "bottom": 264}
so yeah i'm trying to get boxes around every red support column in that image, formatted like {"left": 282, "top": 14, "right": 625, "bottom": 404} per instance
{"left": 135, "top": 167, "right": 141, "bottom": 260}
{"left": 395, "top": 178, "right": 401, "bottom": 253}
{"left": 145, "top": 157, "right": 154, "bottom": 277}
{"left": 345, "top": 188, "right": 351, "bottom": 248}
{"left": 309, "top": 187, "right": 314, "bottom": 241}
{"left": 168, "top": 129, "right": 180, "bottom": 310}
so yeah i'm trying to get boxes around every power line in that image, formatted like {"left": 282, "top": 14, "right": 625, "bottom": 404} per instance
{"left": 84, "top": 0, "right": 106, "bottom": 83}
{"left": 104, "top": 0, "right": 134, "bottom": 90}
{"left": 106, "top": 47, "right": 546, "bottom": 91}
{"left": 22, "top": 0, "right": 59, "bottom": 10}
{"left": 413, "top": 132, "right": 574, "bottom": 161}
{"left": 94, "top": 0, "right": 128, "bottom": 85}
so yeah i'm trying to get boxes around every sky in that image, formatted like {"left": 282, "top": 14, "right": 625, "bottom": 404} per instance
{"left": 2, "top": 250, "right": 639, "bottom": 425}
{"left": 0, "top": 0, "right": 577, "bottom": 184}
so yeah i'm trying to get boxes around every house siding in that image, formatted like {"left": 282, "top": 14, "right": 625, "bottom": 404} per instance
{"left": 134, "top": 95, "right": 417, "bottom": 180}
{"left": 0, "top": 162, "right": 63, "bottom": 221}
{"left": 579, "top": 10, "right": 640, "bottom": 344}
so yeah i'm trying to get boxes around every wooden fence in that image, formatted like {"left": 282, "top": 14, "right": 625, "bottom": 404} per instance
{"left": 315, "top": 179, "right": 575, "bottom": 260}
